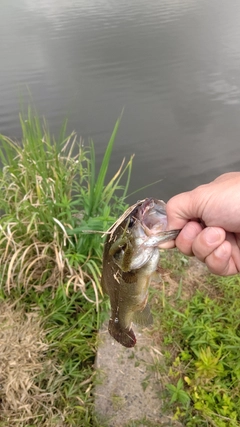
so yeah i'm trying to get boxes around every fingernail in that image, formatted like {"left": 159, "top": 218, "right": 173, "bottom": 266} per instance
{"left": 204, "top": 227, "right": 222, "bottom": 244}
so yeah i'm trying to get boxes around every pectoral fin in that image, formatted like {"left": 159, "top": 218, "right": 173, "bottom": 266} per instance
{"left": 132, "top": 303, "right": 153, "bottom": 326}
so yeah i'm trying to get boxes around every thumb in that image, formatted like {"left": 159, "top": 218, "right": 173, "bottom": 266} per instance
{"left": 166, "top": 191, "right": 201, "bottom": 230}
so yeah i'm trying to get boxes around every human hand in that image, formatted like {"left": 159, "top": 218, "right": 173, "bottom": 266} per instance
{"left": 163, "top": 172, "right": 240, "bottom": 276}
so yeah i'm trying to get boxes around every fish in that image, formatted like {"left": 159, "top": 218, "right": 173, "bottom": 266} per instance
{"left": 101, "top": 198, "right": 180, "bottom": 348}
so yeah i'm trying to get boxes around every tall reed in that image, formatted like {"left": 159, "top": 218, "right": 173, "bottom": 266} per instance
{"left": 0, "top": 109, "right": 133, "bottom": 306}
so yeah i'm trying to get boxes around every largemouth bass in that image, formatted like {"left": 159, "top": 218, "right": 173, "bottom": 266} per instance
{"left": 101, "top": 198, "right": 180, "bottom": 348}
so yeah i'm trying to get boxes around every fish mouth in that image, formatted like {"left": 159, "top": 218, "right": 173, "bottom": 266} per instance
{"left": 135, "top": 198, "right": 168, "bottom": 235}
{"left": 132, "top": 198, "right": 180, "bottom": 243}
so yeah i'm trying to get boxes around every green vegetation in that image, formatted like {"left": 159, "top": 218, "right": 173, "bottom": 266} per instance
{"left": 150, "top": 251, "right": 240, "bottom": 427}
{"left": 1, "top": 110, "right": 239, "bottom": 427}
{"left": 0, "top": 110, "right": 133, "bottom": 426}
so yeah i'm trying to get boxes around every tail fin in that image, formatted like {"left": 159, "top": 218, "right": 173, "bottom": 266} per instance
{"left": 108, "top": 320, "right": 136, "bottom": 348}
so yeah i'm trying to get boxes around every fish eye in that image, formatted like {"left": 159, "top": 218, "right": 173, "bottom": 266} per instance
{"left": 128, "top": 217, "right": 135, "bottom": 228}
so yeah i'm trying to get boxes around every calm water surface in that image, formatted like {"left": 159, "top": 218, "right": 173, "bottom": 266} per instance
{"left": 1, "top": 0, "right": 240, "bottom": 201}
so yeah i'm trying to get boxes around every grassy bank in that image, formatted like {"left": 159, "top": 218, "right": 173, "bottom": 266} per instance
{"left": 1, "top": 112, "right": 239, "bottom": 427}
{"left": 150, "top": 251, "right": 240, "bottom": 427}
{"left": 0, "top": 111, "right": 133, "bottom": 426}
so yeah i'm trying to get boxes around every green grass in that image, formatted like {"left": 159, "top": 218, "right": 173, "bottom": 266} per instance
{"left": 0, "top": 109, "right": 133, "bottom": 299}
{"left": 150, "top": 251, "right": 240, "bottom": 427}
{"left": 0, "top": 109, "right": 133, "bottom": 426}
{"left": 3, "top": 110, "right": 239, "bottom": 427}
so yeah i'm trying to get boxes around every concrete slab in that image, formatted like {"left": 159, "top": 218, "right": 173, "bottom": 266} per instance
{"left": 94, "top": 322, "right": 183, "bottom": 427}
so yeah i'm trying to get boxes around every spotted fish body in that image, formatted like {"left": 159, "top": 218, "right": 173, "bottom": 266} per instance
{"left": 101, "top": 198, "right": 180, "bottom": 348}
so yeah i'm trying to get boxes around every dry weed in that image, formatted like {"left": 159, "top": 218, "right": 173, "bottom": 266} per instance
{"left": 0, "top": 301, "right": 65, "bottom": 427}
{"left": 0, "top": 221, "right": 100, "bottom": 309}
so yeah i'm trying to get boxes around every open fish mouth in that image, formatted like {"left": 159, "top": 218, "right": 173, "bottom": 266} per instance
{"left": 104, "top": 198, "right": 180, "bottom": 243}
{"left": 135, "top": 198, "right": 167, "bottom": 231}
{"left": 130, "top": 198, "right": 180, "bottom": 244}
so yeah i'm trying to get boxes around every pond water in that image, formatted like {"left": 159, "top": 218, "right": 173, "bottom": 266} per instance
{"left": 1, "top": 0, "right": 240, "bottom": 202}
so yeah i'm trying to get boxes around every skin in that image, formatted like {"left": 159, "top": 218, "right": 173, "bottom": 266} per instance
{"left": 161, "top": 172, "right": 240, "bottom": 276}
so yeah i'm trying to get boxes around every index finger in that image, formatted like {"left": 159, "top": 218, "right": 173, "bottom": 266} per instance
{"left": 165, "top": 191, "right": 201, "bottom": 231}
